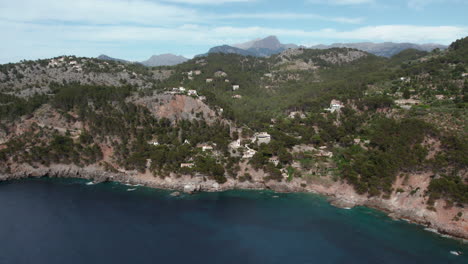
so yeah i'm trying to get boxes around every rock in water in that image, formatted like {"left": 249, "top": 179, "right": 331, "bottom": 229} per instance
{"left": 170, "top": 191, "right": 181, "bottom": 197}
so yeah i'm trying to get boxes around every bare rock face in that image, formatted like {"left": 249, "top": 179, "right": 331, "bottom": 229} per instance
{"left": 132, "top": 94, "right": 218, "bottom": 123}
{"left": 183, "top": 184, "right": 201, "bottom": 194}
{"left": 319, "top": 50, "right": 367, "bottom": 65}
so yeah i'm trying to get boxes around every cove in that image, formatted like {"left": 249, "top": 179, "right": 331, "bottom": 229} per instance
{"left": 0, "top": 178, "right": 466, "bottom": 264}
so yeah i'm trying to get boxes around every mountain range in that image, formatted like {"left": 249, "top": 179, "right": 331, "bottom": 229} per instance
{"left": 98, "top": 35, "right": 448, "bottom": 66}
{"left": 97, "top": 53, "right": 189, "bottom": 67}
{"left": 309, "top": 42, "right": 447, "bottom": 57}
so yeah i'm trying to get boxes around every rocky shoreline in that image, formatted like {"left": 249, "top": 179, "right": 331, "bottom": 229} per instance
{"left": 1, "top": 164, "right": 467, "bottom": 241}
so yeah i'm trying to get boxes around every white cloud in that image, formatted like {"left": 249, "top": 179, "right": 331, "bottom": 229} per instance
{"left": 164, "top": 0, "right": 254, "bottom": 4}
{"left": 0, "top": 0, "right": 363, "bottom": 26}
{"left": 217, "top": 13, "right": 364, "bottom": 24}
{"left": 0, "top": 0, "right": 202, "bottom": 25}
{"left": 308, "top": 0, "right": 374, "bottom": 5}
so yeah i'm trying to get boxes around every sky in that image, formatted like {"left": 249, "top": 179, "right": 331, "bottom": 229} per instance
{"left": 0, "top": 0, "right": 467, "bottom": 63}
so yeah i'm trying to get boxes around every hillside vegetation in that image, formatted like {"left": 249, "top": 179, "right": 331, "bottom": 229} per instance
{"left": 0, "top": 37, "right": 467, "bottom": 207}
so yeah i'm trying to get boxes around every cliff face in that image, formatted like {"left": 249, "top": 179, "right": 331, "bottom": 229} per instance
{"left": 131, "top": 94, "right": 219, "bottom": 123}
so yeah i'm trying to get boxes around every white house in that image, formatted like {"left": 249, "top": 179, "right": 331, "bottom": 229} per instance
{"left": 194, "top": 70, "right": 202, "bottom": 75}
{"left": 188, "top": 90, "right": 198, "bottom": 96}
{"left": 315, "top": 150, "right": 333, "bottom": 158}
{"left": 242, "top": 148, "right": 257, "bottom": 159}
{"left": 232, "top": 85, "right": 240, "bottom": 91}
{"left": 148, "top": 140, "right": 159, "bottom": 146}
{"left": 269, "top": 157, "right": 280, "bottom": 166}
{"left": 232, "top": 95, "right": 242, "bottom": 99}
{"left": 229, "top": 139, "right": 241, "bottom": 149}
{"left": 202, "top": 145, "right": 214, "bottom": 152}
{"left": 214, "top": 71, "right": 228, "bottom": 77}
{"left": 288, "top": 111, "right": 306, "bottom": 119}
{"left": 179, "top": 87, "right": 186, "bottom": 92}
{"left": 325, "top": 99, "right": 344, "bottom": 113}
{"left": 206, "top": 78, "right": 213, "bottom": 83}
{"left": 255, "top": 132, "right": 271, "bottom": 145}
{"left": 180, "top": 163, "right": 195, "bottom": 168}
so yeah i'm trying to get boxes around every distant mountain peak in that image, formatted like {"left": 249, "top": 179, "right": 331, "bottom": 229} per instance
{"left": 97, "top": 53, "right": 188, "bottom": 67}
{"left": 205, "top": 36, "right": 298, "bottom": 58}
{"left": 141, "top": 54, "right": 189, "bottom": 67}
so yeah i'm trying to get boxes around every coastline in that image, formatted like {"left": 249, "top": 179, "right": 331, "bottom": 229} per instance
{"left": 1, "top": 164, "right": 467, "bottom": 241}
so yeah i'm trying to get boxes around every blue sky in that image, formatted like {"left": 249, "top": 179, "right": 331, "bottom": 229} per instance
{"left": 1, "top": 0, "right": 467, "bottom": 63}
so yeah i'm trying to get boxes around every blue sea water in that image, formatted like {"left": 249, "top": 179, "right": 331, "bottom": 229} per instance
{"left": 0, "top": 178, "right": 466, "bottom": 264}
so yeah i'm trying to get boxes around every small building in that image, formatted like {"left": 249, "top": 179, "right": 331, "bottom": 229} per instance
{"left": 148, "top": 140, "right": 159, "bottom": 146}
{"left": 435, "top": 95, "right": 445, "bottom": 100}
{"left": 325, "top": 100, "right": 344, "bottom": 113}
{"left": 225, "top": 79, "right": 230, "bottom": 83}
{"left": 264, "top": 73, "right": 273, "bottom": 78}
{"left": 179, "top": 87, "right": 186, "bottom": 92}
{"left": 232, "top": 95, "right": 242, "bottom": 99}
{"left": 198, "top": 96, "right": 207, "bottom": 101}
{"left": 288, "top": 111, "right": 306, "bottom": 119}
{"left": 188, "top": 90, "right": 198, "bottom": 96}
{"left": 187, "top": 71, "right": 193, "bottom": 76}
{"left": 180, "top": 163, "right": 195, "bottom": 168}
{"left": 255, "top": 132, "right": 271, "bottom": 145}
{"left": 395, "top": 99, "right": 421, "bottom": 109}
{"left": 232, "top": 85, "right": 240, "bottom": 91}
{"left": 229, "top": 139, "right": 241, "bottom": 149}
{"left": 354, "top": 138, "right": 361, "bottom": 144}
{"left": 315, "top": 150, "right": 333, "bottom": 158}
{"left": 202, "top": 145, "right": 214, "bottom": 152}
{"left": 206, "top": 78, "right": 213, "bottom": 83}
{"left": 242, "top": 148, "right": 257, "bottom": 159}
{"left": 184, "top": 139, "right": 191, "bottom": 144}
{"left": 194, "top": 70, "right": 202, "bottom": 75}
{"left": 214, "top": 71, "right": 228, "bottom": 77}
{"left": 269, "top": 157, "right": 280, "bottom": 166}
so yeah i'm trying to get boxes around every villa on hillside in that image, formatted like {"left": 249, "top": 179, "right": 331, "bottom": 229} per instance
{"left": 269, "top": 157, "right": 280, "bottom": 166}
{"left": 188, "top": 90, "right": 198, "bottom": 96}
{"left": 254, "top": 132, "right": 271, "bottom": 145}
{"left": 232, "top": 85, "right": 240, "bottom": 91}
{"left": 288, "top": 111, "right": 306, "bottom": 119}
{"left": 148, "top": 140, "right": 159, "bottom": 146}
{"left": 242, "top": 147, "right": 257, "bottom": 159}
{"left": 395, "top": 99, "right": 421, "bottom": 110}
{"left": 325, "top": 99, "right": 344, "bottom": 113}
{"left": 180, "top": 163, "right": 195, "bottom": 168}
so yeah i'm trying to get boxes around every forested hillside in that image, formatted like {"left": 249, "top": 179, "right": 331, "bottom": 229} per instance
{"left": 0, "top": 37, "right": 466, "bottom": 207}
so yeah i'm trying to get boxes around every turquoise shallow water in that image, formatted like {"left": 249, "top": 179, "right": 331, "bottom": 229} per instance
{"left": 0, "top": 177, "right": 466, "bottom": 264}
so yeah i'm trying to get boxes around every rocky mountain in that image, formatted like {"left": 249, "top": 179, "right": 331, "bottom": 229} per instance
{"left": 141, "top": 54, "right": 189, "bottom": 67}
{"left": 310, "top": 42, "right": 447, "bottom": 57}
{"left": 97, "top": 53, "right": 188, "bottom": 67}
{"left": 199, "top": 36, "right": 298, "bottom": 57}
{"left": 97, "top": 54, "right": 130, "bottom": 64}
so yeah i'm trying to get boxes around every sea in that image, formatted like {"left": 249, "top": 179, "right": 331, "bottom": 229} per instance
{"left": 0, "top": 177, "right": 466, "bottom": 264}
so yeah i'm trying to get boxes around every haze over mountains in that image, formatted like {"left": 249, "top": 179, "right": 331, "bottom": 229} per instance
{"left": 98, "top": 35, "right": 448, "bottom": 66}
{"left": 98, "top": 54, "right": 189, "bottom": 67}
{"left": 309, "top": 42, "right": 447, "bottom": 58}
